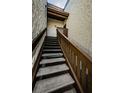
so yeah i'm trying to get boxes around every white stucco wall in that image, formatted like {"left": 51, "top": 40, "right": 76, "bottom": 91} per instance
{"left": 47, "top": 18, "right": 64, "bottom": 37}
{"left": 32, "top": 0, "right": 47, "bottom": 40}
{"left": 64, "top": 0, "right": 92, "bottom": 56}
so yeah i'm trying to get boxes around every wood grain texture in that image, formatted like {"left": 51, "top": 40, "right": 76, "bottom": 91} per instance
{"left": 57, "top": 28, "right": 92, "bottom": 93}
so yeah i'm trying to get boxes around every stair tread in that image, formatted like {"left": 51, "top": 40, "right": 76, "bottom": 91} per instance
{"left": 33, "top": 73, "right": 75, "bottom": 93}
{"left": 37, "top": 64, "right": 69, "bottom": 77}
{"left": 44, "top": 41, "right": 59, "bottom": 44}
{"left": 40, "top": 58, "right": 65, "bottom": 65}
{"left": 45, "top": 44, "right": 59, "bottom": 46}
{"left": 45, "top": 43, "right": 59, "bottom": 44}
{"left": 45, "top": 39, "right": 58, "bottom": 42}
{"left": 43, "top": 49, "right": 62, "bottom": 51}
{"left": 42, "top": 53, "right": 63, "bottom": 57}
{"left": 43, "top": 46, "right": 60, "bottom": 48}
{"left": 64, "top": 88, "right": 77, "bottom": 93}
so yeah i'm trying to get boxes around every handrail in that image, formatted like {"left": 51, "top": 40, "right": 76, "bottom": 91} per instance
{"left": 57, "top": 28, "right": 92, "bottom": 93}
{"left": 57, "top": 27, "right": 68, "bottom": 37}
{"left": 32, "top": 28, "right": 47, "bottom": 89}
{"left": 32, "top": 28, "right": 47, "bottom": 51}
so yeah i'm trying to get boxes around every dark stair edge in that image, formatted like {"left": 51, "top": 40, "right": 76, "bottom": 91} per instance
{"left": 41, "top": 55, "right": 64, "bottom": 59}
{"left": 50, "top": 84, "right": 75, "bottom": 93}
{"left": 42, "top": 51, "right": 62, "bottom": 53}
{"left": 43, "top": 46, "right": 61, "bottom": 49}
{"left": 39, "top": 62, "right": 65, "bottom": 68}
{"left": 36, "top": 70, "right": 69, "bottom": 81}
{"left": 44, "top": 44, "right": 60, "bottom": 46}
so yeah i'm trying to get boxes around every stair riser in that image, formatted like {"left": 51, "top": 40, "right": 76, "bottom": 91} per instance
{"left": 36, "top": 71, "right": 69, "bottom": 80}
{"left": 42, "top": 56, "right": 63, "bottom": 59}
{"left": 45, "top": 39, "right": 58, "bottom": 41}
{"left": 44, "top": 41, "right": 58, "bottom": 43}
{"left": 44, "top": 44, "right": 60, "bottom": 46}
{"left": 44, "top": 43, "right": 59, "bottom": 46}
{"left": 45, "top": 42, "right": 58, "bottom": 44}
{"left": 50, "top": 85, "right": 75, "bottom": 93}
{"left": 39, "top": 61, "right": 65, "bottom": 67}
{"left": 46, "top": 37, "right": 57, "bottom": 39}
{"left": 45, "top": 41, "right": 58, "bottom": 43}
{"left": 43, "top": 47, "right": 61, "bottom": 49}
{"left": 42, "top": 51, "right": 62, "bottom": 53}
{"left": 43, "top": 46, "right": 60, "bottom": 49}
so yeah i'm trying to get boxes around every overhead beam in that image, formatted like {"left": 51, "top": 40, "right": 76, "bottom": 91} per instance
{"left": 47, "top": 3, "right": 69, "bottom": 21}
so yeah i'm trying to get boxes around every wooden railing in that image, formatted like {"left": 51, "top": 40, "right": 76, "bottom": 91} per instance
{"left": 32, "top": 28, "right": 47, "bottom": 89}
{"left": 57, "top": 27, "right": 68, "bottom": 37}
{"left": 32, "top": 28, "right": 47, "bottom": 51}
{"left": 57, "top": 28, "right": 92, "bottom": 93}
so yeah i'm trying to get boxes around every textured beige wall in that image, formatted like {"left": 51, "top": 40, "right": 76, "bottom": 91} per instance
{"left": 65, "top": 0, "right": 92, "bottom": 56}
{"left": 32, "top": 0, "right": 47, "bottom": 40}
{"left": 47, "top": 18, "right": 64, "bottom": 37}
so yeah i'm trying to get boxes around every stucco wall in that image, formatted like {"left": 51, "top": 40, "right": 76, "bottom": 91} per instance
{"left": 47, "top": 18, "right": 64, "bottom": 37}
{"left": 64, "top": 0, "right": 92, "bottom": 56}
{"left": 32, "top": 0, "right": 47, "bottom": 40}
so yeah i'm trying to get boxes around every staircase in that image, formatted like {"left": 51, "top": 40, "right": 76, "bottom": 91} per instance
{"left": 33, "top": 36, "right": 77, "bottom": 93}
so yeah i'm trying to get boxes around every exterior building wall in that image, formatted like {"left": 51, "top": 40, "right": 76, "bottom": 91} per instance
{"left": 64, "top": 0, "right": 92, "bottom": 56}
{"left": 47, "top": 18, "right": 64, "bottom": 37}
{"left": 32, "top": 0, "right": 47, "bottom": 40}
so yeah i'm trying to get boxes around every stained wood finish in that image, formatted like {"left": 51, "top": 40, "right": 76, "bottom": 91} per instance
{"left": 57, "top": 28, "right": 92, "bottom": 93}
{"left": 57, "top": 27, "right": 68, "bottom": 37}
{"left": 32, "top": 28, "right": 47, "bottom": 89}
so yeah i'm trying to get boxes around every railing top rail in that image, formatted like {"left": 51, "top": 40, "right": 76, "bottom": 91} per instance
{"left": 57, "top": 28, "right": 92, "bottom": 63}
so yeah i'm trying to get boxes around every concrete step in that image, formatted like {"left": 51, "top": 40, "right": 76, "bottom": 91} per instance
{"left": 64, "top": 88, "right": 77, "bottom": 93}
{"left": 46, "top": 36, "right": 57, "bottom": 39}
{"left": 44, "top": 43, "right": 60, "bottom": 46}
{"left": 43, "top": 46, "right": 60, "bottom": 49}
{"left": 46, "top": 37, "right": 57, "bottom": 39}
{"left": 33, "top": 73, "right": 75, "bottom": 93}
{"left": 40, "top": 58, "right": 65, "bottom": 65}
{"left": 42, "top": 53, "right": 63, "bottom": 58}
{"left": 44, "top": 43, "right": 59, "bottom": 45}
{"left": 37, "top": 64, "right": 69, "bottom": 77}
{"left": 43, "top": 49, "right": 62, "bottom": 53}
{"left": 45, "top": 40, "right": 58, "bottom": 42}
{"left": 45, "top": 39, "right": 58, "bottom": 41}
{"left": 44, "top": 41, "right": 58, "bottom": 43}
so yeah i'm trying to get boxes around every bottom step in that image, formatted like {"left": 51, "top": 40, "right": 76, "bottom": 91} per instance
{"left": 64, "top": 88, "right": 77, "bottom": 93}
{"left": 33, "top": 73, "right": 75, "bottom": 93}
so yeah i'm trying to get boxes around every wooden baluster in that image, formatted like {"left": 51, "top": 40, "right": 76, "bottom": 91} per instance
{"left": 77, "top": 54, "right": 81, "bottom": 82}
{"left": 70, "top": 48, "right": 72, "bottom": 65}
{"left": 73, "top": 53, "right": 77, "bottom": 73}
{"left": 65, "top": 41, "right": 67, "bottom": 58}
{"left": 87, "top": 67, "right": 92, "bottom": 93}
{"left": 68, "top": 44, "right": 71, "bottom": 64}
{"left": 57, "top": 28, "right": 92, "bottom": 93}
{"left": 66, "top": 42, "right": 69, "bottom": 60}
{"left": 71, "top": 51, "right": 74, "bottom": 69}
{"left": 65, "top": 41, "right": 67, "bottom": 57}
{"left": 75, "top": 55, "right": 77, "bottom": 75}
{"left": 81, "top": 61, "right": 86, "bottom": 92}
